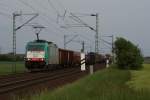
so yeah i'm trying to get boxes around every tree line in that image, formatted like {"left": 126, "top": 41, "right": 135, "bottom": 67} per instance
{"left": 0, "top": 53, "right": 24, "bottom": 61}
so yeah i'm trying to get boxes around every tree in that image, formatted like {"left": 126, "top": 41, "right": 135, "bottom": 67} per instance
{"left": 114, "top": 37, "right": 143, "bottom": 70}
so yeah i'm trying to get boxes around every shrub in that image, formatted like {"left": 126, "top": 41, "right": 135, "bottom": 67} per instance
{"left": 114, "top": 37, "right": 143, "bottom": 69}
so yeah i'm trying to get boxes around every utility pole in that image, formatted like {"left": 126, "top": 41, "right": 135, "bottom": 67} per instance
{"left": 61, "top": 13, "right": 99, "bottom": 53}
{"left": 96, "top": 13, "right": 99, "bottom": 54}
{"left": 12, "top": 12, "right": 38, "bottom": 73}
{"left": 71, "top": 13, "right": 99, "bottom": 54}
{"left": 101, "top": 35, "right": 115, "bottom": 64}
{"left": 12, "top": 13, "right": 21, "bottom": 73}
{"left": 91, "top": 13, "right": 99, "bottom": 54}
{"left": 112, "top": 35, "right": 115, "bottom": 64}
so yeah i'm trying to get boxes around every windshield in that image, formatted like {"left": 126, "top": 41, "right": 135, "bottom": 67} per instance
{"left": 27, "top": 44, "right": 45, "bottom": 51}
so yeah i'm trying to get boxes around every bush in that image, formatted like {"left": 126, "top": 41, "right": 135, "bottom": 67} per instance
{"left": 114, "top": 37, "right": 144, "bottom": 69}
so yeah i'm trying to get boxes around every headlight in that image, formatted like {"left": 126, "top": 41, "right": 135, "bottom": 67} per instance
{"left": 41, "top": 58, "right": 44, "bottom": 61}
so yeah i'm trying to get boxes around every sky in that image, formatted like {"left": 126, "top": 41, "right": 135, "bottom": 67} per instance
{"left": 0, "top": 0, "right": 149, "bottom": 56}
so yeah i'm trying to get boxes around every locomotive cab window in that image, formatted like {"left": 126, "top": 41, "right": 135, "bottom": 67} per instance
{"left": 27, "top": 45, "right": 45, "bottom": 51}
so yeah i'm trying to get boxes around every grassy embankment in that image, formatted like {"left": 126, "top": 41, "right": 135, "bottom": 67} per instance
{"left": 0, "top": 62, "right": 26, "bottom": 75}
{"left": 28, "top": 64, "right": 150, "bottom": 100}
{"left": 127, "top": 64, "right": 150, "bottom": 90}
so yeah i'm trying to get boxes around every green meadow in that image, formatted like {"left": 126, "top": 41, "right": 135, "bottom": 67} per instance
{"left": 0, "top": 62, "right": 26, "bottom": 75}
{"left": 25, "top": 64, "right": 150, "bottom": 100}
{"left": 127, "top": 64, "right": 150, "bottom": 90}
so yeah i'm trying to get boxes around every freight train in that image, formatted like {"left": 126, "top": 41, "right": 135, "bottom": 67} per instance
{"left": 25, "top": 39, "right": 108, "bottom": 71}
{"left": 25, "top": 40, "right": 81, "bottom": 71}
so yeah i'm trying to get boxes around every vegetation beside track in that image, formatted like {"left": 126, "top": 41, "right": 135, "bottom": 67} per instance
{"left": 28, "top": 65, "right": 150, "bottom": 100}
{"left": 127, "top": 64, "right": 150, "bottom": 90}
{"left": 0, "top": 62, "right": 26, "bottom": 75}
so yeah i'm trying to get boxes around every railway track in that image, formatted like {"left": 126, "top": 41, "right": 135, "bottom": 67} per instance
{"left": 0, "top": 72, "right": 28, "bottom": 80}
{"left": 0, "top": 67, "right": 82, "bottom": 94}
{"left": 0, "top": 68, "right": 73, "bottom": 84}
{"left": 0, "top": 72, "right": 51, "bottom": 85}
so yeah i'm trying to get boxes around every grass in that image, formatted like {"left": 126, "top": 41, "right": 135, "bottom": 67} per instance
{"left": 127, "top": 64, "right": 150, "bottom": 90}
{"left": 27, "top": 66, "right": 150, "bottom": 100}
{"left": 0, "top": 62, "right": 26, "bottom": 75}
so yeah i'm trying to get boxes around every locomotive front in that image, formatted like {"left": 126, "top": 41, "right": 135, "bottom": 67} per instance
{"left": 25, "top": 40, "right": 48, "bottom": 70}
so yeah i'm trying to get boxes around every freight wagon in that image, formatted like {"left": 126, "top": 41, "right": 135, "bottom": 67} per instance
{"left": 86, "top": 52, "right": 106, "bottom": 65}
{"left": 25, "top": 40, "right": 81, "bottom": 71}
{"left": 59, "top": 49, "right": 80, "bottom": 67}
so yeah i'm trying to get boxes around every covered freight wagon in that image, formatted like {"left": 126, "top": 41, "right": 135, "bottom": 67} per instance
{"left": 59, "top": 49, "right": 74, "bottom": 67}
{"left": 73, "top": 52, "right": 81, "bottom": 66}
{"left": 59, "top": 49, "right": 81, "bottom": 67}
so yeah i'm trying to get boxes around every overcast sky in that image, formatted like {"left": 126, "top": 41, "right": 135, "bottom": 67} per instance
{"left": 0, "top": 0, "right": 149, "bottom": 56}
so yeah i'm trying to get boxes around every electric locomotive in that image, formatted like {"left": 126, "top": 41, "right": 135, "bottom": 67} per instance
{"left": 25, "top": 40, "right": 59, "bottom": 70}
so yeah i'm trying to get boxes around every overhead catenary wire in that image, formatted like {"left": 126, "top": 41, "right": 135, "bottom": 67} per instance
{"left": 69, "top": 13, "right": 95, "bottom": 31}
{"left": 55, "top": 0, "right": 66, "bottom": 11}
{"left": 13, "top": 0, "right": 66, "bottom": 47}
{"left": 31, "top": 0, "right": 79, "bottom": 39}
{"left": 31, "top": 0, "right": 59, "bottom": 18}
{"left": 47, "top": 0, "right": 67, "bottom": 18}
{"left": 32, "top": 0, "right": 77, "bottom": 36}
{"left": 17, "top": 0, "right": 37, "bottom": 12}
{"left": 34, "top": 0, "right": 63, "bottom": 24}
{"left": 61, "top": 24, "right": 95, "bottom": 44}
{"left": 0, "top": 0, "right": 81, "bottom": 52}
{"left": 47, "top": 0, "right": 60, "bottom": 15}
{"left": 101, "top": 39, "right": 112, "bottom": 49}
{"left": 0, "top": 0, "right": 97, "bottom": 53}
{"left": 17, "top": 0, "right": 65, "bottom": 35}
{"left": 18, "top": 0, "right": 63, "bottom": 22}
{"left": 7, "top": 1, "right": 95, "bottom": 48}
{"left": 19, "top": 0, "right": 59, "bottom": 23}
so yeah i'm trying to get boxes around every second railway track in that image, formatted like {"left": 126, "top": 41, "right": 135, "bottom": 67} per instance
{"left": 0, "top": 67, "right": 84, "bottom": 94}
